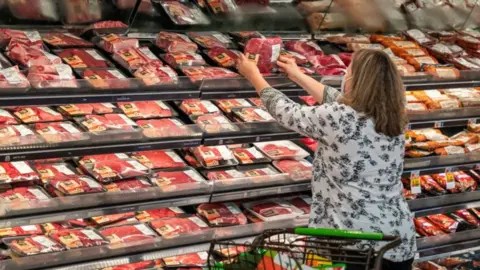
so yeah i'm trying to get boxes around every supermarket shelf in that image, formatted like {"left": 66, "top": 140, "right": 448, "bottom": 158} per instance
{"left": 408, "top": 108, "right": 480, "bottom": 129}
{"left": 211, "top": 182, "right": 311, "bottom": 202}
{"left": 416, "top": 239, "right": 480, "bottom": 262}
{"left": 409, "top": 190, "right": 480, "bottom": 217}
{"left": 403, "top": 152, "right": 480, "bottom": 176}
{"left": 404, "top": 78, "right": 480, "bottom": 91}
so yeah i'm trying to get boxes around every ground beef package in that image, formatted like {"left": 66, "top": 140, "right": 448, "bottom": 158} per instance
{"left": 50, "top": 229, "right": 108, "bottom": 249}
{"left": 130, "top": 150, "right": 186, "bottom": 170}
{"left": 118, "top": 101, "right": 174, "bottom": 120}
{"left": 86, "top": 159, "right": 148, "bottom": 183}
{"left": 156, "top": 32, "right": 198, "bottom": 53}
{"left": 104, "top": 178, "right": 152, "bottom": 192}
{"left": 34, "top": 121, "right": 88, "bottom": 144}
{"left": 232, "top": 107, "right": 275, "bottom": 122}
{"left": 214, "top": 99, "right": 251, "bottom": 113}
{"left": 0, "top": 225, "right": 44, "bottom": 238}
{"left": 207, "top": 47, "right": 240, "bottom": 68}
{"left": 0, "top": 187, "right": 50, "bottom": 203}
{"left": 197, "top": 202, "right": 247, "bottom": 226}
{"left": 48, "top": 176, "right": 105, "bottom": 196}
{"left": 162, "top": 252, "right": 208, "bottom": 267}
{"left": 243, "top": 198, "right": 303, "bottom": 221}
{"left": 192, "top": 145, "right": 238, "bottom": 168}
{"left": 149, "top": 168, "right": 206, "bottom": 188}
{"left": 414, "top": 217, "right": 446, "bottom": 236}
{"left": 133, "top": 62, "right": 178, "bottom": 86}
{"left": 136, "top": 207, "right": 185, "bottom": 223}
{"left": 7, "top": 235, "right": 65, "bottom": 256}
{"left": 56, "top": 48, "right": 111, "bottom": 69}
{"left": 254, "top": 140, "right": 310, "bottom": 160}
{"left": 149, "top": 216, "right": 209, "bottom": 239}
{"left": 284, "top": 40, "right": 323, "bottom": 57}
{"left": 287, "top": 195, "right": 312, "bottom": 214}
{"left": 244, "top": 37, "right": 283, "bottom": 73}
{"left": 113, "top": 47, "right": 162, "bottom": 71}
{"left": 78, "top": 114, "right": 137, "bottom": 133}
{"left": 81, "top": 69, "right": 130, "bottom": 89}
{"left": 97, "top": 34, "right": 139, "bottom": 54}
{"left": 273, "top": 160, "right": 313, "bottom": 181}
{"left": 232, "top": 147, "right": 269, "bottom": 164}
{"left": 0, "top": 124, "right": 39, "bottom": 147}
{"left": 0, "top": 162, "right": 39, "bottom": 183}
{"left": 14, "top": 107, "right": 64, "bottom": 124}
{"left": 42, "top": 32, "right": 93, "bottom": 48}
{"left": 179, "top": 100, "right": 220, "bottom": 115}
{"left": 193, "top": 114, "right": 238, "bottom": 133}
{"left": 137, "top": 118, "right": 190, "bottom": 138}
{"left": 188, "top": 32, "right": 233, "bottom": 49}
{"left": 35, "top": 162, "right": 78, "bottom": 184}
{"left": 100, "top": 223, "right": 157, "bottom": 244}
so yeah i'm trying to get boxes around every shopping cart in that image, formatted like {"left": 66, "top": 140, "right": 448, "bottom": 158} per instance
{"left": 208, "top": 227, "right": 402, "bottom": 270}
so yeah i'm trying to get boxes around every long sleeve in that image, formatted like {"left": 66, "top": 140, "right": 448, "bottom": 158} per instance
{"left": 323, "top": 85, "right": 341, "bottom": 104}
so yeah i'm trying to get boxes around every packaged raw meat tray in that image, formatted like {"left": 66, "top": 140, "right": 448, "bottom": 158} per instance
{"left": 56, "top": 48, "right": 112, "bottom": 69}
{"left": 27, "top": 64, "right": 78, "bottom": 89}
{"left": 83, "top": 159, "right": 148, "bottom": 183}
{"left": 14, "top": 107, "right": 64, "bottom": 124}
{"left": 113, "top": 47, "right": 162, "bottom": 71}
{"left": 96, "top": 34, "right": 139, "bottom": 53}
{"left": 77, "top": 114, "right": 138, "bottom": 133}
{"left": 162, "top": 251, "right": 208, "bottom": 267}
{"left": 191, "top": 114, "right": 239, "bottom": 133}
{"left": 205, "top": 0, "right": 238, "bottom": 14}
{"left": 284, "top": 40, "right": 324, "bottom": 57}
{"left": 35, "top": 162, "right": 79, "bottom": 184}
{"left": 240, "top": 165, "right": 283, "bottom": 181}
{"left": 204, "top": 168, "right": 245, "bottom": 181}
{"left": 206, "top": 47, "right": 241, "bottom": 68}
{"left": 0, "top": 187, "right": 50, "bottom": 203}
{"left": 163, "top": 51, "right": 206, "bottom": 68}
{"left": 192, "top": 145, "right": 238, "bottom": 168}
{"left": 148, "top": 167, "right": 207, "bottom": 189}
{"left": 48, "top": 176, "right": 105, "bottom": 196}
{"left": 6, "top": 235, "right": 65, "bottom": 256}
{"left": 179, "top": 100, "right": 220, "bottom": 115}
{"left": 0, "top": 124, "right": 40, "bottom": 147}
{"left": 58, "top": 103, "right": 118, "bottom": 117}
{"left": 91, "top": 212, "right": 136, "bottom": 227}
{"left": 156, "top": 32, "right": 198, "bottom": 53}
{"left": 136, "top": 207, "right": 185, "bottom": 223}
{"left": 0, "top": 225, "right": 44, "bottom": 238}
{"left": 149, "top": 216, "right": 209, "bottom": 239}
{"left": 242, "top": 198, "right": 303, "bottom": 221}
{"left": 50, "top": 229, "right": 108, "bottom": 249}
{"left": 0, "top": 109, "right": 18, "bottom": 124}
{"left": 229, "top": 31, "right": 264, "bottom": 42}
{"left": 158, "top": 1, "right": 210, "bottom": 26}
{"left": 232, "top": 107, "right": 275, "bottom": 122}
{"left": 42, "top": 32, "right": 93, "bottom": 48}
{"left": 104, "top": 178, "right": 152, "bottom": 192}
{"left": 80, "top": 69, "right": 130, "bottom": 89}
{"left": 7, "top": 46, "right": 62, "bottom": 68}
{"left": 232, "top": 146, "right": 270, "bottom": 164}
{"left": 0, "top": 161, "right": 39, "bottom": 183}
{"left": 118, "top": 101, "right": 175, "bottom": 119}
{"left": 188, "top": 32, "right": 233, "bottom": 49}
{"left": 133, "top": 62, "right": 178, "bottom": 86}
{"left": 254, "top": 140, "right": 310, "bottom": 160}
{"left": 286, "top": 195, "right": 312, "bottom": 214}
{"left": 197, "top": 202, "right": 247, "bottom": 226}
{"left": 33, "top": 121, "right": 89, "bottom": 144}
{"left": 181, "top": 66, "right": 239, "bottom": 82}
{"left": 100, "top": 223, "right": 157, "bottom": 245}
{"left": 244, "top": 37, "right": 283, "bottom": 73}
{"left": 78, "top": 153, "right": 131, "bottom": 167}
{"left": 273, "top": 159, "right": 313, "bottom": 181}
{"left": 214, "top": 99, "right": 252, "bottom": 113}
{"left": 130, "top": 150, "right": 186, "bottom": 170}
{"left": 137, "top": 118, "right": 194, "bottom": 138}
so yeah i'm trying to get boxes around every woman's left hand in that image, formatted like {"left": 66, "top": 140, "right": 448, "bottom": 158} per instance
{"left": 236, "top": 53, "right": 261, "bottom": 80}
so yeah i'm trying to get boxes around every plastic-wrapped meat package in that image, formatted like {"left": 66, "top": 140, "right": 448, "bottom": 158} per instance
{"left": 214, "top": 99, "right": 251, "bottom": 114}
{"left": 62, "top": 0, "right": 102, "bottom": 24}
{"left": 404, "top": 149, "right": 433, "bottom": 158}
{"left": 118, "top": 101, "right": 174, "bottom": 120}
{"left": 0, "top": 162, "right": 39, "bottom": 183}
{"left": 232, "top": 147, "right": 269, "bottom": 164}
{"left": 149, "top": 168, "right": 206, "bottom": 188}
{"left": 156, "top": 32, "right": 198, "bottom": 53}
{"left": 8, "top": 46, "right": 61, "bottom": 67}
{"left": 86, "top": 159, "right": 148, "bottom": 183}
{"left": 27, "top": 64, "right": 77, "bottom": 88}
{"left": 244, "top": 37, "right": 282, "bottom": 73}
{"left": 431, "top": 173, "right": 462, "bottom": 193}
{"left": 194, "top": 114, "right": 238, "bottom": 133}
{"left": 450, "top": 131, "right": 478, "bottom": 146}
{"left": 35, "top": 163, "right": 78, "bottom": 184}
{"left": 434, "top": 146, "right": 467, "bottom": 156}
{"left": 133, "top": 62, "right": 178, "bottom": 86}
{"left": 426, "top": 43, "right": 464, "bottom": 60}
{"left": 300, "top": 138, "right": 318, "bottom": 152}
{"left": 136, "top": 207, "right": 185, "bottom": 223}
{"left": 57, "top": 48, "right": 110, "bottom": 69}
{"left": 272, "top": 160, "right": 312, "bottom": 181}
{"left": 79, "top": 114, "right": 137, "bottom": 132}
{"left": 162, "top": 252, "right": 208, "bottom": 267}
{"left": 50, "top": 229, "right": 108, "bottom": 249}
{"left": 456, "top": 35, "right": 480, "bottom": 50}
{"left": 382, "top": 40, "right": 419, "bottom": 49}
{"left": 315, "top": 67, "right": 346, "bottom": 76}
{"left": 347, "top": 43, "right": 384, "bottom": 52}
{"left": 188, "top": 32, "right": 233, "bottom": 49}
{"left": 414, "top": 217, "right": 446, "bottom": 236}
{"left": 391, "top": 47, "right": 429, "bottom": 59}
{"left": 99, "top": 261, "right": 158, "bottom": 270}
{"left": 137, "top": 118, "right": 191, "bottom": 138}
{"left": 327, "top": 35, "right": 370, "bottom": 45}
{"left": 179, "top": 100, "right": 219, "bottom": 115}
{"left": 402, "top": 188, "right": 417, "bottom": 200}
{"left": 182, "top": 66, "right": 239, "bottom": 82}
{"left": 104, "top": 178, "right": 151, "bottom": 192}
{"left": 0, "top": 187, "right": 50, "bottom": 203}
{"left": 420, "top": 175, "right": 447, "bottom": 195}
{"left": 0, "top": 66, "right": 30, "bottom": 88}
{"left": 82, "top": 69, "right": 130, "bottom": 89}
{"left": 248, "top": 98, "right": 265, "bottom": 108}
{"left": 406, "top": 128, "right": 448, "bottom": 142}
{"left": 229, "top": 31, "right": 264, "bottom": 42}
{"left": 396, "top": 64, "right": 417, "bottom": 76}
{"left": 455, "top": 209, "right": 480, "bottom": 227}
{"left": 67, "top": 218, "right": 97, "bottom": 228}
{"left": 131, "top": 150, "right": 186, "bottom": 170}
{"left": 8, "top": 235, "right": 65, "bottom": 256}
{"left": 453, "top": 171, "right": 478, "bottom": 192}
{"left": 383, "top": 48, "right": 408, "bottom": 65}
{"left": 404, "top": 29, "right": 437, "bottom": 46}
{"left": 427, "top": 214, "right": 459, "bottom": 233}
{"left": 48, "top": 176, "right": 104, "bottom": 196}
{"left": 254, "top": 140, "right": 310, "bottom": 160}
{"left": 284, "top": 40, "right": 323, "bottom": 57}
{"left": 232, "top": 107, "right": 274, "bottom": 122}
{"left": 164, "top": 51, "right": 206, "bottom": 68}
{"left": 205, "top": 0, "right": 238, "bottom": 14}
{"left": 197, "top": 202, "right": 247, "bottom": 226}
{"left": 308, "top": 55, "right": 346, "bottom": 70}
{"left": 97, "top": 34, "right": 139, "bottom": 53}
{"left": 58, "top": 103, "right": 117, "bottom": 116}
{"left": 100, "top": 224, "right": 157, "bottom": 244}
{"left": 287, "top": 195, "right": 312, "bottom": 214}
{"left": 114, "top": 0, "right": 154, "bottom": 14}
{"left": 243, "top": 198, "right": 303, "bottom": 221}
{"left": 84, "top": 21, "right": 128, "bottom": 32}
{"left": 42, "top": 32, "right": 93, "bottom": 48}
{"left": 279, "top": 50, "right": 308, "bottom": 66}
{"left": 0, "top": 124, "right": 39, "bottom": 147}
{"left": 207, "top": 47, "right": 240, "bottom": 68}
{"left": 113, "top": 47, "right": 162, "bottom": 71}
{"left": 0, "top": 225, "right": 43, "bottom": 238}
{"left": 450, "top": 57, "right": 480, "bottom": 70}
{"left": 160, "top": 1, "right": 210, "bottom": 25}
{"left": 149, "top": 216, "right": 209, "bottom": 238}
{"left": 206, "top": 169, "right": 245, "bottom": 181}
{"left": 423, "top": 65, "right": 460, "bottom": 79}
{"left": 193, "top": 145, "right": 238, "bottom": 168}
{"left": 7, "top": 0, "right": 58, "bottom": 21}
{"left": 79, "top": 154, "right": 132, "bottom": 168}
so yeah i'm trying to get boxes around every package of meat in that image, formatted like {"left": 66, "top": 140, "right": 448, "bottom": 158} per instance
{"left": 163, "top": 51, "right": 206, "bottom": 68}
{"left": 420, "top": 175, "right": 447, "bottom": 195}
{"left": 42, "top": 32, "right": 93, "bottom": 48}
{"left": 98, "top": 260, "right": 157, "bottom": 270}
{"left": 427, "top": 31, "right": 457, "bottom": 42}
{"left": 78, "top": 153, "right": 130, "bottom": 167}
{"left": 0, "top": 162, "right": 39, "bottom": 183}
{"left": 347, "top": 43, "right": 384, "bottom": 52}
{"left": 56, "top": 48, "right": 111, "bottom": 69}
{"left": 192, "top": 114, "right": 238, "bottom": 133}
{"left": 7, "top": 46, "right": 62, "bottom": 68}
{"left": 137, "top": 118, "right": 193, "bottom": 139}
{"left": 192, "top": 145, "right": 238, "bottom": 168}
{"left": 435, "top": 146, "right": 467, "bottom": 156}
{"left": 133, "top": 62, "right": 178, "bottom": 86}
{"left": 85, "top": 159, "right": 148, "bottom": 183}
{"left": 48, "top": 176, "right": 105, "bottom": 196}
{"left": 396, "top": 63, "right": 416, "bottom": 76}
{"left": 205, "top": 169, "right": 245, "bottom": 181}
{"left": 77, "top": 114, "right": 137, "bottom": 132}
{"left": 0, "top": 124, "right": 40, "bottom": 147}
{"left": 426, "top": 43, "right": 464, "bottom": 60}
{"left": 82, "top": 21, "right": 128, "bottom": 35}
{"left": 103, "top": 178, "right": 151, "bottom": 192}
{"left": 406, "top": 128, "right": 448, "bottom": 142}
{"left": 41, "top": 223, "right": 70, "bottom": 234}
{"left": 273, "top": 159, "right": 313, "bottom": 181}
{"left": 81, "top": 68, "right": 130, "bottom": 89}
{"left": 232, "top": 107, "right": 274, "bottom": 122}
{"left": 391, "top": 46, "right": 429, "bottom": 58}
{"left": 50, "top": 229, "right": 108, "bottom": 249}
{"left": 0, "top": 186, "right": 50, "bottom": 203}
{"left": 406, "top": 103, "right": 428, "bottom": 112}
{"left": 229, "top": 31, "right": 264, "bottom": 42}
{"left": 453, "top": 171, "right": 478, "bottom": 192}
{"left": 149, "top": 167, "right": 206, "bottom": 189}
{"left": 197, "top": 202, "right": 247, "bottom": 226}
{"left": 118, "top": 101, "right": 174, "bottom": 120}
{"left": 327, "top": 35, "right": 370, "bottom": 45}
{"left": 61, "top": 0, "right": 102, "bottom": 24}
{"left": 205, "top": 0, "right": 238, "bottom": 14}
{"left": 243, "top": 198, "right": 303, "bottom": 221}
{"left": 27, "top": 65, "right": 78, "bottom": 89}
{"left": 213, "top": 99, "right": 251, "bottom": 114}
{"left": 0, "top": 225, "right": 43, "bottom": 238}
{"left": 130, "top": 150, "right": 185, "bottom": 170}
{"left": 156, "top": 32, "right": 197, "bottom": 53}
{"left": 405, "top": 56, "right": 439, "bottom": 71}
{"left": 254, "top": 140, "right": 310, "bottom": 160}
{"left": 13, "top": 107, "right": 64, "bottom": 124}
{"left": 307, "top": 54, "right": 346, "bottom": 70}
{"left": 456, "top": 35, "right": 480, "bottom": 50}
{"left": 100, "top": 223, "right": 157, "bottom": 244}
{"left": 286, "top": 195, "right": 312, "bottom": 215}
{"left": 113, "top": 47, "right": 162, "bottom": 71}
{"left": 284, "top": 40, "right": 323, "bottom": 57}
{"left": 34, "top": 121, "right": 89, "bottom": 144}
{"left": 431, "top": 173, "right": 462, "bottom": 193}
{"left": 149, "top": 216, "right": 209, "bottom": 238}
{"left": 188, "top": 32, "right": 233, "bottom": 49}
{"left": 404, "top": 29, "right": 437, "bottom": 46}
{"left": 6, "top": 235, "right": 65, "bottom": 256}
{"left": 58, "top": 103, "right": 118, "bottom": 116}
{"left": 159, "top": 1, "right": 210, "bottom": 25}
{"left": 136, "top": 207, "right": 185, "bottom": 223}
{"left": 179, "top": 100, "right": 219, "bottom": 116}
{"left": 247, "top": 98, "right": 265, "bottom": 109}
{"left": 414, "top": 217, "right": 446, "bottom": 236}
{"left": 0, "top": 109, "right": 17, "bottom": 125}
{"left": 435, "top": 257, "right": 471, "bottom": 267}
{"left": 207, "top": 47, "right": 241, "bottom": 68}
{"left": 279, "top": 50, "right": 308, "bottom": 66}
{"left": 232, "top": 147, "right": 269, "bottom": 164}
{"left": 162, "top": 252, "right": 208, "bottom": 267}
{"left": 382, "top": 40, "right": 419, "bottom": 49}
{"left": 455, "top": 209, "right": 480, "bottom": 227}
{"left": 415, "top": 261, "right": 450, "bottom": 270}
{"left": 35, "top": 162, "right": 78, "bottom": 184}
{"left": 423, "top": 65, "right": 460, "bottom": 79}
{"left": 182, "top": 66, "right": 239, "bottom": 82}
{"left": 97, "top": 34, "right": 139, "bottom": 54}
{"left": 427, "top": 214, "right": 459, "bottom": 233}
{"left": 67, "top": 218, "right": 97, "bottom": 228}
{"left": 383, "top": 48, "right": 408, "bottom": 65}
{"left": 450, "top": 57, "right": 480, "bottom": 70}
{"left": 244, "top": 37, "right": 282, "bottom": 73}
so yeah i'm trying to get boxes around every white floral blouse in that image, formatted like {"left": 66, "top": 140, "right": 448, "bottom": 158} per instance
{"left": 260, "top": 86, "right": 416, "bottom": 262}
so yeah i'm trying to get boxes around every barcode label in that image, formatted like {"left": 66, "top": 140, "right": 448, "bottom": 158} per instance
{"left": 107, "top": 69, "right": 126, "bottom": 79}
{"left": 53, "top": 165, "right": 75, "bottom": 175}
{"left": 12, "top": 161, "right": 33, "bottom": 174}
{"left": 38, "top": 107, "right": 61, "bottom": 116}
{"left": 134, "top": 224, "right": 155, "bottom": 236}
{"left": 86, "top": 49, "right": 105, "bottom": 61}
{"left": 60, "top": 123, "right": 80, "bottom": 134}
{"left": 81, "top": 229, "right": 103, "bottom": 240}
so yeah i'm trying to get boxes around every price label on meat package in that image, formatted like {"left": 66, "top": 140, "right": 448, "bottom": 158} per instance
{"left": 445, "top": 167, "right": 455, "bottom": 190}
{"left": 410, "top": 171, "right": 421, "bottom": 194}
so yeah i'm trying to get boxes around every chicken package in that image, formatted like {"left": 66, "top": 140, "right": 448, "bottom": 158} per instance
{"left": 137, "top": 118, "right": 191, "bottom": 138}
{"left": 85, "top": 159, "right": 148, "bottom": 183}
{"left": 164, "top": 51, "right": 206, "bottom": 68}
{"left": 347, "top": 43, "right": 384, "bottom": 52}
{"left": 113, "top": 47, "right": 162, "bottom": 71}
{"left": 34, "top": 121, "right": 88, "bottom": 144}
{"left": 286, "top": 195, "right": 312, "bottom": 215}
{"left": 181, "top": 66, "right": 239, "bottom": 82}
{"left": 130, "top": 150, "right": 186, "bottom": 170}
{"left": 232, "top": 107, "right": 274, "bottom": 122}
{"left": 0, "top": 124, "right": 39, "bottom": 147}
{"left": 58, "top": 103, "right": 117, "bottom": 117}
{"left": 8, "top": 46, "right": 61, "bottom": 67}
{"left": 48, "top": 176, "right": 105, "bottom": 196}
{"left": 62, "top": 0, "right": 102, "bottom": 24}
{"left": 456, "top": 35, "right": 480, "bottom": 50}
{"left": 0, "top": 66, "right": 29, "bottom": 88}
{"left": 156, "top": 32, "right": 198, "bottom": 53}
{"left": 273, "top": 159, "right": 313, "bottom": 181}
{"left": 0, "top": 162, "right": 39, "bottom": 183}
{"left": 104, "top": 178, "right": 152, "bottom": 192}
{"left": 14, "top": 106, "right": 64, "bottom": 124}
{"left": 414, "top": 217, "right": 446, "bottom": 237}
{"left": 0, "top": 187, "right": 50, "bottom": 203}
{"left": 284, "top": 40, "right": 323, "bottom": 57}
{"left": 91, "top": 212, "right": 136, "bottom": 226}
{"left": 118, "top": 101, "right": 174, "bottom": 120}
{"left": 159, "top": 1, "right": 210, "bottom": 25}
{"left": 162, "top": 252, "right": 208, "bottom": 267}
{"left": 97, "top": 34, "right": 139, "bottom": 53}
{"left": 50, "top": 229, "right": 108, "bottom": 249}
{"left": 243, "top": 198, "right": 303, "bottom": 221}
{"left": 206, "top": 47, "right": 240, "bottom": 68}
{"left": 35, "top": 162, "right": 78, "bottom": 184}
{"left": 193, "top": 114, "right": 238, "bottom": 133}
{"left": 100, "top": 223, "right": 157, "bottom": 244}
{"left": 56, "top": 48, "right": 111, "bottom": 69}
{"left": 81, "top": 69, "right": 130, "bottom": 89}
{"left": 179, "top": 100, "right": 220, "bottom": 116}
{"left": 244, "top": 37, "right": 283, "bottom": 73}
{"left": 42, "top": 32, "right": 93, "bottom": 48}
{"left": 307, "top": 54, "right": 346, "bottom": 69}
{"left": 254, "top": 140, "right": 310, "bottom": 160}
{"left": 133, "top": 62, "right": 178, "bottom": 86}
{"left": 149, "top": 216, "right": 209, "bottom": 238}
{"left": 449, "top": 131, "right": 478, "bottom": 146}
{"left": 423, "top": 65, "right": 460, "bottom": 79}
{"left": 232, "top": 147, "right": 269, "bottom": 164}
{"left": 197, "top": 202, "right": 247, "bottom": 226}
{"left": 0, "top": 225, "right": 44, "bottom": 238}
{"left": 136, "top": 207, "right": 185, "bottom": 223}
{"left": 214, "top": 99, "right": 252, "bottom": 114}
{"left": 455, "top": 209, "right": 480, "bottom": 227}
{"left": 192, "top": 145, "right": 238, "bottom": 168}
{"left": 27, "top": 64, "right": 77, "bottom": 89}
{"left": 7, "top": 235, "right": 65, "bottom": 256}
{"left": 205, "top": 169, "right": 245, "bottom": 181}
{"left": 149, "top": 168, "right": 206, "bottom": 188}
{"left": 188, "top": 32, "right": 233, "bottom": 49}
{"left": 78, "top": 114, "right": 137, "bottom": 132}
{"left": 420, "top": 175, "right": 447, "bottom": 195}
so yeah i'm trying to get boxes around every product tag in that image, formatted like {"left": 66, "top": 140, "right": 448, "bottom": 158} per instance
{"left": 0, "top": 67, "right": 25, "bottom": 84}
{"left": 60, "top": 123, "right": 80, "bottom": 134}
{"left": 11, "top": 161, "right": 33, "bottom": 174}
{"left": 225, "top": 202, "right": 241, "bottom": 214}
{"left": 81, "top": 229, "right": 102, "bottom": 240}
{"left": 410, "top": 171, "right": 421, "bottom": 194}
{"left": 184, "top": 169, "right": 203, "bottom": 182}
{"left": 86, "top": 49, "right": 105, "bottom": 61}
{"left": 53, "top": 165, "right": 75, "bottom": 175}
{"left": 154, "top": 100, "right": 170, "bottom": 110}
{"left": 127, "top": 160, "right": 147, "bottom": 171}
{"left": 115, "top": 153, "right": 129, "bottom": 159}
{"left": 54, "top": 65, "right": 72, "bottom": 80}
{"left": 107, "top": 69, "right": 126, "bottom": 79}
{"left": 445, "top": 167, "right": 455, "bottom": 190}
{"left": 271, "top": 44, "right": 281, "bottom": 62}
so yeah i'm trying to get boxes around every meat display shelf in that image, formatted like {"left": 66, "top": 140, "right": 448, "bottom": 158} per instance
{"left": 409, "top": 190, "right": 480, "bottom": 217}
{"left": 403, "top": 152, "right": 480, "bottom": 176}
{"left": 408, "top": 108, "right": 480, "bottom": 129}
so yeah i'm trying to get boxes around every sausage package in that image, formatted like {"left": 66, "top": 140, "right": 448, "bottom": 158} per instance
{"left": 414, "top": 217, "right": 446, "bottom": 236}
{"left": 427, "top": 214, "right": 459, "bottom": 233}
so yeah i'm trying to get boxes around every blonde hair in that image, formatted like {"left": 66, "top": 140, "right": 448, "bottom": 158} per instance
{"left": 339, "top": 49, "right": 407, "bottom": 137}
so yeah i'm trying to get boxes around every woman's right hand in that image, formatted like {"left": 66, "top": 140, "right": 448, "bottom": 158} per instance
{"left": 277, "top": 56, "right": 302, "bottom": 81}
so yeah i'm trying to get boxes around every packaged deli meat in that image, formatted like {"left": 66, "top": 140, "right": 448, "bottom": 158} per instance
{"left": 137, "top": 118, "right": 192, "bottom": 138}
{"left": 0, "top": 162, "right": 39, "bottom": 183}
{"left": 7, "top": 235, "right": 65, "bottom": 256}
{"left": 254, "top": 140, "right": 310, "bottom": 160}
{"left": 197, "top": 202, "right": 247, "bottom": 226}
{"left": 453, "top": 171, "right": 478, "bottom": 192}
{"left": 244, "top": 37, "right": 282, "bottom": 73}
{"left": 193, "top": 114, "right": 238, "bottom": 133}
{"left": 192, "top": 145, "right": 238, "bottom": 168}
{"left": 78, "top": 114, "right": 137, "bottom": 132}
{"left": 100, "top": 224, "right": 157, "bottom": 244}
{"left": 182, "top": 66, "right": 239, "bottom": 82}
{"left": 35, "top": 163, "right": 78, "bottom": 184}
{"left": 97, "top": 34, "right": 139, "bottom": 54}
{"left": 0, "top": 187, "right": 50, "bottom": 203}
{"left": 207, "top": 47, "right": 240, "bottom": 68}
{"left": 131, "top": 150, "right": 186, "bottom": 170}
{"left": 232, "top": 107, "right": 274, "bottom": 122}
{"left": 104, "top": 178, "right": 152, "bottom": 192}
{"left": 431, "top": 173, "right": 462, "bottom": 193}
{"left": 34, "top": 121, "right": 88, "bottom": 144}
{"left": 0, "top": 225, "right": 44, "bottom": 238}
{"left": 81, "top": 69, "right": 130, "bottom": 89}
{"left": 56, "top": 48, "right": 111, "bottom": 69}
{"left": 0, "top": 124, "right": 40, "bottom": 147}
{"left": 272, "top": 159, "right": 313, "bottom": 181}
{"left": 149, "top": 216, "right": 209, "bottom": 239}
{"left": 136, "top": 207, "right": 185, "bottom": 223}
{"left": 156, "top": 32, "right": 198, "bottom": 53}
{"left": 287, "top": 195, "right": 311, "bottom": 214}
{"left": 50, "top": 229, "right": 108, "bottom": 249}
{"left": 162, "top": 252, "right": 208, "bottom": 267}
{"left": 42, "top": 32, "right": 93, "bottom": 48}
{"left": 159, "top": 1, "right": 210, "bottom": 26}
{"left": 149, "top": 168, "right": 206, "bottom": 189}
{"left": 91, "top": 212, "right": 136, "bottom": 226}
{"left": 284, "top": 40, "right": 323, "bottom": 57}
{"left": 133, "top": 62, "right": 178, "bottom": 86}
{"left": 414, "top": 217, "right": 446, "bottom": 236}
{"left": 243, "top": 198, "right": 303, "bottom": 221}
{"left": 164, "top": 51, "right": 206, "bottom": 68}
{"left": 14, "top": 107, "right": 64, "bottom": 124}
{"left": 113, "top": 47, "right": 162, "bottom": 71}
{"left": 232, "top": 147, "right": 269, "bottom": 164}
{"left": 48, "top": 176, "right": 105, "bottom": 196}
{"left": 58, "top": 103, "right": 117, "bottom": 116}
{"left": 86, "top": 159, "right": 148, "bottom": 183}
{"left": 188, "top": 32, "right": 233, "bottom": 49}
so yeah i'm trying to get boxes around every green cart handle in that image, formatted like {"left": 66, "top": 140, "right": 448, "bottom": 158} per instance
{"left": 290, "top": 227, "right": 397, "bottom": 241}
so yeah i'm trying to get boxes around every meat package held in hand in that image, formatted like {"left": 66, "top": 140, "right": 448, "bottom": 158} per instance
{"left": 42, "top": 32, "right": 93, "bottom": 48}
{"left": 156, "top": 32, "right": 198, "bottom": 53}
{"left": 160, "top": 1, "right": 210, "bottom": 25}
{"left": 131, "top": 150, "right": 186, "bottom": 170}
{"left": 27, "top": 64, "right": 77, "bottom": 89}
{"left": 284, "top": 40, "right": 323, "bottom": 57}
{"left": 34, "top": 121, "right": 87, "bottom": 143}
{"left": 0, "top": 187, "right": 50, "bottom": 202}
{"left": 0, "top": 66, "right": 30, "bottom": 88}
{"left": 113, "top": 47, "right": 162, "bottom": 71}
{"left": 50, "top": 229, "right": 108, "bottom": 249}
{"left": 57, "top": 48, "right": 110, "bottom": 69}
{"left": 149, "top": 168, "right": 206, "bottom": 188}
{"left": 0, "top": 161, "right": 39, "bottom": 183}
{"left": 193, "top": 145, "right": 237, "bottom": 168}
{"left": 100, "top": 224, "right": 156, "bottom": 244}
{"left": 137, "top": 118, "right": 190, "bottom": 138}
{"left": 244, "top": 37, "right": 283, "bottom": 73}
{"left": 136, "top": 207, "right": 185, "bottom": 223}
{"left": 254, "top": 140, "right": 309, "bottom": 160}
{"left": 164, "top": 51, "right": 206, "bottom": 68}
{"left": 49, "top": 176, "right": 105, "bottom": 196}
{"left": 279, "top": 50, "right": 308, "bottom": 65}
{"left": 87, "top": 159, "right": 148, "bottom": 183}
{"left": 197, "top": 202, "right": 247, "bottom": 226}
{"left": 194, "top": 114, "right": 238, "bottom": 133}
{"left": 118, "top": 101, "right": 174, "bottom": 119}
{"left": 8, "top": 45, "right": 62, "bottom": 67}
{"left": 104, "top": 178, "right": 151, "bottom": 192}
{"left": 133, "top": 62, "right": 178, "bottom": 86}
{"left": 0, "top": 225, "right": 44, "bottom": 238}
{"left": 82, "top": 69, "right": 130, "bottom": 89}
{"left": 8, "top": 235, "right": 65, "bottom": 256}
{"left": 79, "top": 114, "right": 137, "bottom": 132}
{"left": 414, "top": 217, "right": 446, "bottom": 236}
{"left": 35, "top": 162, "right": 78, "bottom": 184}
{"left": 188, "top": 32, "right": 233, "bottom": 49}
{"left": 243, "top": 198, "right": 303, "bottom": 221}
{"left": 98, "top": 34, "right": 139, "bottom": 53}
{"left": 287, "top": 195, "right": 312, "bottom": 214}
{"left": 232, "top": 147, "right": 269, "bottom": 164}
{"left": 232, "top": 107, "right": 274, "bottom": 122}
{"left": 273, "top": 159, "right": 313, "bottom": 181}
{"left": 149, "top": 216, "right": 209, "bottom": 238}
{"left": 207, "top": 47, "right": 240, "bottom": 68}
{"left": 0, "top": 124, "right": 39, "bottom": 147}
{"left": 180, "top": 100, "right": 220, "bottom": 115}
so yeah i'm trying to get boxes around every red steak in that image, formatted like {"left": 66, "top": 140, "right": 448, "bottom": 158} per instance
{"left": 284, "top": 40, "right": 323, "bottom": 57}
{"left": 50, "top": 229, "right": 108, "bottom": 249}
{"left": 244, "top": 37, "right": 283, "bottom": 72}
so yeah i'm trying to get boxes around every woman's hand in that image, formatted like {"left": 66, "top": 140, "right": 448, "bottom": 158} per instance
{"left": 277, "top": 56, "right": 302, "bottom": 81}
{"left": 236, "top": 53, "right": 261, "bottom": 80}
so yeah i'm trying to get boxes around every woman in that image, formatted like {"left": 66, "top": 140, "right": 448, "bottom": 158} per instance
{"left": 236, "top": 49, "right": 416, "bottom": 269}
